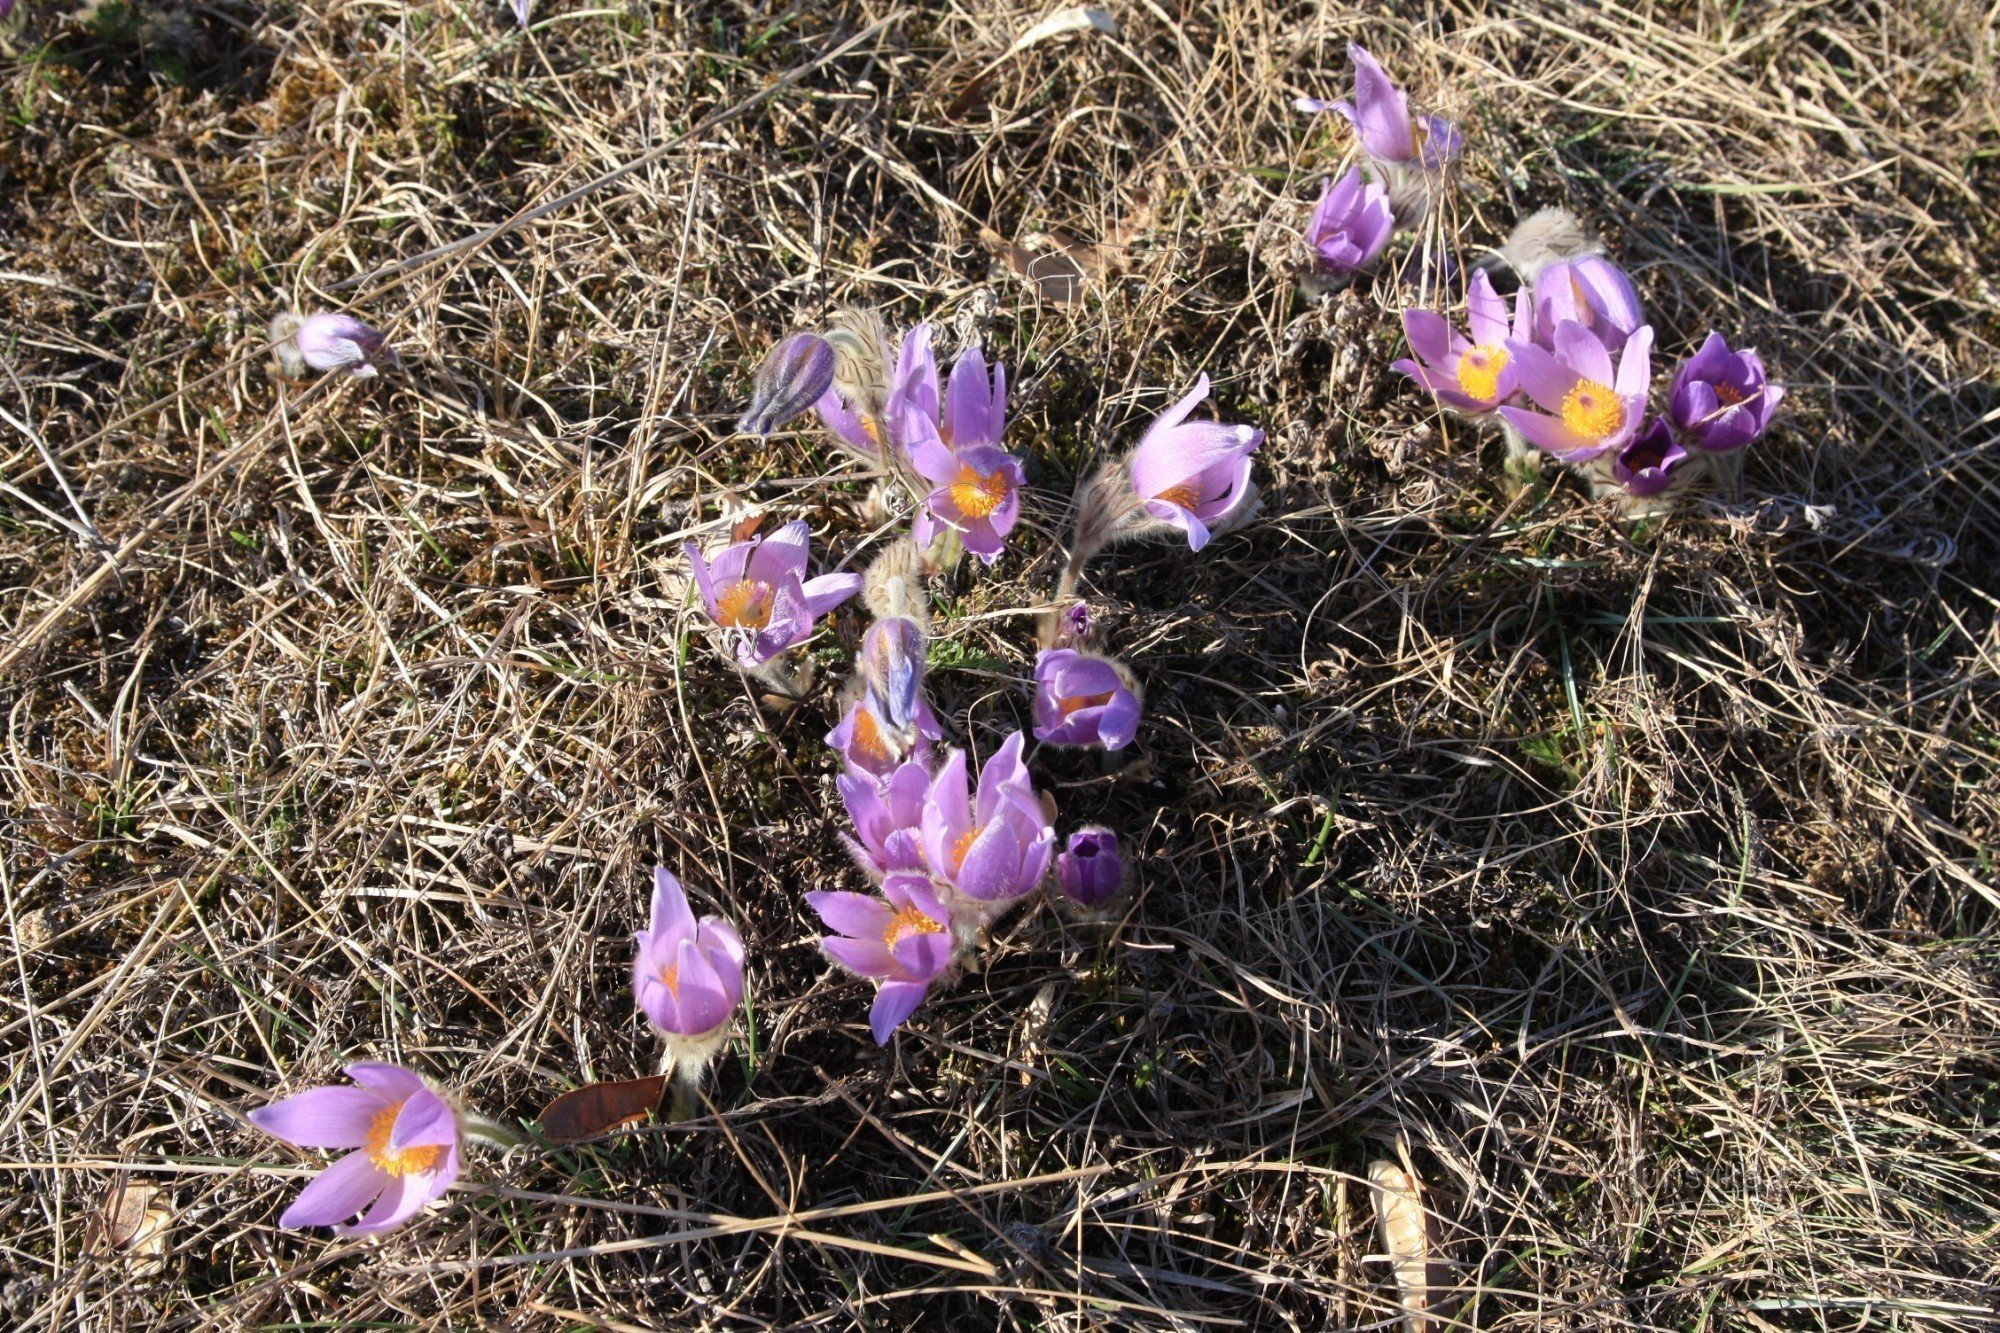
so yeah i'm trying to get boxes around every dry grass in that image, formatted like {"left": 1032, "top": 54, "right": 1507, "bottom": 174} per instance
{"left": 3, "top": 0, "right": 1999, "bottom": 1328}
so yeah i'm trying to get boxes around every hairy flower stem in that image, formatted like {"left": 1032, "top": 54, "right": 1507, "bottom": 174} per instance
{"left": 459, "top": 1113, "right": 529, "bottom": 1152}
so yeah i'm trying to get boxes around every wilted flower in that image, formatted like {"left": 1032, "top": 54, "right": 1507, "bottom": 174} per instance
{"left": 919, "top": 733, "right": 1053, "bottom": 913}
{"left": 859, "top": 617, "right": 929, "bottom": 737}
{"left": 739, "top": 333, "right": 836, "bottom": 436}
{"left": 828, "top": 691, "right": 942, "bottom": 781}
{"left": 908, "top": 424, "right": 1027, "bottom": 564}
{"left": 291, "top": 313, "right": 397, "bottom": 378}
{"left": 808, "top": 872, "right": 956, "bottom": 1044}
{"left": 1126, "top": 374, "right": 1263, "bottom": 551}
{"left": 247, "top": 1063, "right": 460, "bottom": 1235}
{"left": 1032, "top": 650, "right": 1141, "bottom": 751}
{"left": 1609, "top": 418, "right": 1690, "bottom": 498}
{"left": 1530, "top": 257, "right": 1645, "bottom": 354}
{"left": 1393, "top": 269, "right": 1533, "bottom": 416}
{"left": 1501, "top": 320, "right": 1654, "bottom": 463}
{"left": 840, "top": 761, "right": 932, "bottom": 877}
{"left": 1054, "top": 827, "right": 1123, "bottom": 909}
{"left": 1304, "top": 168, "right": 1395, "bottom": 276}
{"left": 1668, "top": 332, "right": 1782, "bottom": 454}
{"left": 686, "top": 520, "right": 860, "bottom": 668}
{"left": 632, "top": 869, "right": 746, "bottom": 1079}
{"left": 1302, "top": 44, "right": 1462, "bottom": 169}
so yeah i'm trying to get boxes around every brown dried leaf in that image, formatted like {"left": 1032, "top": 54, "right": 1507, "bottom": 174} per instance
{"left": 978, "top": 228, "right": 1084, "bottom": 306}
{"left": 95, "top": 1183, "right": 170, "bottom": 1277}
{"left": 539, "top": 1076, "right": 668, "bottom": 1144}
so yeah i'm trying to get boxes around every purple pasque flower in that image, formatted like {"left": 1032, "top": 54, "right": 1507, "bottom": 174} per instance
{"left": 1307, "top": 44, "right": 1462, "bottom": 169}
{"left": 1530, "top": 257, "right": 1645, "bottom": 354}
{"left": 919, "top": 732, "right": 1053, "bottom": 909}
{"left": 508, "top": 0, "right": 531, "bottom": 25}
{"left": 942, "top": 345, "right": 1008, "bottom": 450}
{"left": 839, "top": 759, "right": 931, "bottom": 877}
{"left": 1305, "top": 168, "right": 1395, "bottom": 275}
{"left": 293, "top": 313, "right": 396, "bottom": 378}
{"left": 1667, "top": 332, "right": 1782, "bottom": 453}
{"left": 907, "top": 419, "right": 1027, "bottom": 564}
{"left": 1610, "top": 417, "right": 1689, "bottom": 497}
{"left": 859, "top": 617, "right": 928, "bottom": 737}
{"left": 828, "top": 690, "right": 943, "bottom": 781}
{"left": 739, "top": 332, "right": 836, "bottom": 436}
{"left": 632, "top": 868, "right": 745, "bottom": 1047}
{"left": 1032, "top": 650, "right": 1141, "bottom": 751}
{"left": 1126, "top": 373, "right": 1263, "bottom": 552}
{"left": 1393, "top": 269, "right": 1533, "bottom": 416}
{"left": 808, "top": 872, "right": 956, "bottom": 1044}
{"left": 686, "top": 520, "right": 861, "bottom": 668}
{"left": 1054, "top": 827, "right": 1123, "bottom": 909}
{"left": 247, "top": 1063, "right": 459, "bottom": 1236}
{"left": 1500, "top": 320, "right": 1654, "bottom": 463}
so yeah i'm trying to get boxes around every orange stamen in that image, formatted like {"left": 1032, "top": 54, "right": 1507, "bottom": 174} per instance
{"left": 948, "top": 465, "right": 1012, "bottom": 520}
{"left": 365, "top": 1101, "right": 445, "bottom": 1178}
{"left": 714, "top": 580, "right": 775, "bottom": 629}
{"left": 1059, "top": 690, "right": 1115, "bottom": 719}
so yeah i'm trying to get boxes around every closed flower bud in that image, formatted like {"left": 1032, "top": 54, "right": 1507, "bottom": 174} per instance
{"left": 738, "top": 332, "right": 836, "bottom": 437}
{"left": 1055, "top": 827, "right": 1123, "bottom": 909}
{"left": 287, "top": 312, "right": 397, "bottom": 378}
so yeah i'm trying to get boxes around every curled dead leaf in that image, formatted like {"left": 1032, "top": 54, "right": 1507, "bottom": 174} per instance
{"left": 94, "top": 1182, "right": 171, "bottom": 1278}
{"left": 1006, "top": 7, "right": 1119, "bottom": 58}
{"left": 538, "top": 1076, "right": 669, "bottom": 1144}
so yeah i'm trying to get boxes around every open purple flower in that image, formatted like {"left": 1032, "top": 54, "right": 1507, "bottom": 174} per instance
{"left": 1393, "top": 269, "right": 1533, "bottom": 416}
{"left": 1667, "top": 332, "right": 1782, "bottom": 453}
{"left": 1032, "top": 650, "right": 1141, "bottom": 751}
{"left": 840, "top": 760, "right": 932, "bottom": 877}
{"left": 1055, "top": 827, "right": 1123, "bottom": 909}
{"left": 1126, "top": 374, "right": 1263, "bottom": 552}
{"left": 942, "top": 346, "right": 1008, "bottom": 450}
{"left": 248, "top": 1063, "right": 459, "bottom": 1236}
{"left": 1303, "top": 44, "right": 1462, "bottom": 169}
{"left": 739, "top": 333, "right": 836, "bottom": 436}
{"left": 1305, "top": 168, "right": 1396, "bottom": 275}
{"left": 1500, "top": 320, "right": 1654, "bottom": 463}
{"left": 632, "top": 869, "right": 745, "bottom": 1057}
{"left": 919, "top": 733, "right": 1053, "bottom": 910}
{"left": 908, "top": 419, "right": 1027, "bottom": 565}
{"left": 829, "top": 691, "right": 943, "bottom": 781}
{"left": 1611, "top": 418, "right": 1689, "bottom": 497}
{"left": 292, "top": 313, "right": 396, "bottom": 378}
{"left": 686, "top": 520, "right": 860, "bottom": 668}
{"left": 1530, "top": 257, "right": 1645, "bottom": 354}
{"left": 808, "top": 872, "right": 956, "bottom": 1044}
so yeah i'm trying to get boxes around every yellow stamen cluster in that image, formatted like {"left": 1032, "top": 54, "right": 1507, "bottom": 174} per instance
{"left": 714, "top": 580, "right": 775, "bottom": 629}
{"left": 948, "top": 465, "right": 1012, "bottom": 520}
{"left": 883, "top": 904, "right": 943, "bottom": 947}
{"left": 1454, "top": 345, "right": 1509, "bottom": 402}
{"left": 951, "top": 825, "right": 982, "bottom": 870}
{"left": 366, "top": 1101, "right": 445, "bottom": 1178}
{"left": 1154, "top": 482, "right": 1203, "bottom": 510}
{"left": 1059, "top": 690, "right": 1115, "bottom": 719}
{"left": 850, "top": 705, "right": 892, "bottom": 764}
{"left": 657, "top": 962, "right": 681, "bottom": 996}
{"left": 1559, "top": 379, "right": 1624, "bottom": 441}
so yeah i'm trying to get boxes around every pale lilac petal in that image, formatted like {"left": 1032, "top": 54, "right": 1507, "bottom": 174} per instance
{"left": 670, "top": 937, "right": 733, "bottom": 1035}
{"left": 1615, "top": 325, "right": 1654, "bottom": 399}
{"left": 1499, "top": 405, "right": 1595, "bottom": 459}
{"left": 385, "top": 1089, "right": 456, "bottom": 1153}
{"left": 954, "top": 819, "right": 1025, "bottom": 901}
{"left": 808, "top": 890, "right": 893, "bottom": 942}
{"left": 1130, "top": 421, "right": 1262, "bottom": 500}
{"left": 344, "top": 1064, "right": 426, "bottom": 1102}
{"left": 1402, "top": 309, "right": 1456, "bottom": 368}
{"left": 889, "top": 928, "right": 952, "bottom": 979}
{"left": 745, "top": 521, "right": 811, "bottom": 587}
{"left": 1132, "top": 374, "right": 1210, "bottom": 455}
{"left": 336, "top": 1167, "right": 431, "bottom": 1237}
{"left": 278, "top": 1150, "right": 389, "bottom": 1230}
{"left": 824, "top": 935, "right": 896, "bottom": 979}
{"left": 1465, "top": 271, "right": 1509, "bottom": 347}
{"left": 1505, "top": 339, "right": 1581, "bottom": 413}
{"left": 1554, "top": 320, "right": 1614, "bottom": 386}
{"left": 649, "top": 869, "right": 697, "bottom": 948}
{"left": 1095, "top": 690, "right": 1142, "bottom": 750}
{"left": 800, "top": 572, "right": 862, "bottom": 616}
{"left": 870, "top": 979, "right": 931, "bottom": 1045}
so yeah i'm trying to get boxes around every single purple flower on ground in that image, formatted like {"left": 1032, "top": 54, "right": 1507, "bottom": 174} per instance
{"left": 632, "top": 868, "right": 745, "bottom": 1055}
{"left": 247, "top": 1064, "right": 460, "bottom": 1236}
{"left": 919, "top": 733, "right": 1053, "bottom": 908}
{"left": 1529, "top": 257, "right": 1645, "bottom": 354}
{"left": 1055, "top": 827, "right": 1123, "bottom": 909}
{"left": 739, "top": 333, "right": 836, "bottom": 437}
{"left": 808, "top": 873, "right": 956, "bottom": 1044}
{"left": 1500, "top": 320, "right": 1654, "bottom": 463}
{"left": 1667, "top": 332, "right": 1783, "bottom": 453}
{"left": 1126, "top": 374, "right": 1263, "bottom": 552}
{"left": 1305, "top": 168, "right": 1396, "bottom": 275}
{"left": 908, "top": 417, "right": 1027, "bottom": 565}
{"left": 292, "top": 313, "right": 396, "bottom": 378}
{"left": 1610, "top": 418, "right": 1689, "bottom": 497}
{"left": 1392, "top": 269, "right": 1533, "bottom": 416}
{"left": 1032, "top": 650, "right": 1141, "bottom": 751}
{"left": 686, "top": 520, "right": 860, "bottom": 667}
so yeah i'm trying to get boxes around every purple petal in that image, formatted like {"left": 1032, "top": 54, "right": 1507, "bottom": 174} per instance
{"left": 1130, "top": 420, "right": 1261, "bottom": 500}
{"left": 1553, "top": 320, "right": 1614, "bottom": 387}
{"left": 278, "top": 1150, "right": 389, "bottom": 1230}
{"left": 870, "top": 979, "right": 931, "bottom": 1045}
{"left": 1499, "top": 405, "right": 1596, "bottom": 460}
{"left": 1505, "top": 338, "right": 1581, "bottom": 414}
{"left": 800, "top": 572, "right": 862, "bottom": 616}
{"left": 1095, "top": 690, "right": 1142, "bottom": 750}
{"left": 745, "top": 521, "right": 811, "bottom": 587}
{"left": 248, "top": 1087, "right": 385, "bottom": 1150}
{"left": 1401, "top": 309, "right": 1456, "bottom": 368}
{"left": 344, "top": 1064, "right": 426, "bottom": 1103}
{"left": 824, "top": 934, "right": 896, "bottom": 979}
{"left": 807, "top": 890, "right": 892, "bottom": 942}
{"left": 337, "top": 1158, "right": 453, "bottom": 1237}
{"left": 1465, "top": 271, "right": 1509, "bottom": 347}
{"left": 1346, "top": 44, "right": 1416, "bottom": 162}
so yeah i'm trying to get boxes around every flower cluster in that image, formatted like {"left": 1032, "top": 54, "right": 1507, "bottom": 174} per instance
{"left": 1394, "top": 223, "right": 1783, "bottom": 512}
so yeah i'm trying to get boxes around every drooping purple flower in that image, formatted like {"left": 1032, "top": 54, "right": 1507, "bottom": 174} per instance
{"left": 1667, "top": 332, "right": 1783, "bottom": 454}
{"left": 839, "top": 760, "right": 932, "bottom": 877}
{"left": 247, "top": 1064, "right": 460, "bottom": 1236}
{"left": 942, "top": 346, "right": 1008, "bottom": 450}
{"left": 1054, "top": 827, "right": 1123, "bottom": 909}
{"left": 1610, "top": 418, "right": 1689, "bottom": 497}
{"left": 739, "top": 333, "right": 836, "bottom": 436}
{"left": 808, "top": 872, "right": 956, "bottom": 1044}
{"left": 860, "top": 617, "right": 927, "bottom": 736}
{"left": 1305, "top": 168, "right": 1396, "bottom": 275}
{"left": 907, "top": 422, "right": 1027, "bottom": 564}
{"left": 1393, "top": 269, "right": 1533, "bottom": 416}
{"left": 1126, "top": 374, "right": 1263, "bottom": 552}
{"left": 828, "top": 691, "right": 943, "bottom": 781}
{"left": 1032, "top": 650, "right": 1141, "bottom": 751}
{"left": 919, "top": 733, "right": 1053, "bottom": 908}
{"left": 1304, "top": 44, "right": 1462, "bottom": 169}
{"left": 292, "top": 313, "right": 396, "bottom": 378}
{"left": 632, "top": 868, "right": 745, "bottom": 1047}
{"left": 1500, "top": 320, "right": 1654, "bottom": 463}
{"left": 686, "top": 520, "right": 860, "bottom": 668}
{"left": 1530, "top": 257, "right": 1645, "bottom": 354}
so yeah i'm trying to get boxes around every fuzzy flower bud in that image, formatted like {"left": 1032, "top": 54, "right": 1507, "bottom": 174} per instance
{"left": 1054, "top": 827, "right": 1123, "bottom": 909}
{"left": 288, "top": 312, "right": 397, "bottom": 378}
{"left": 1305, "top": 168, "right": 1395, "bottom": 276}
{"left": 739, "top": 332, "right": 837, "bottom": 437}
